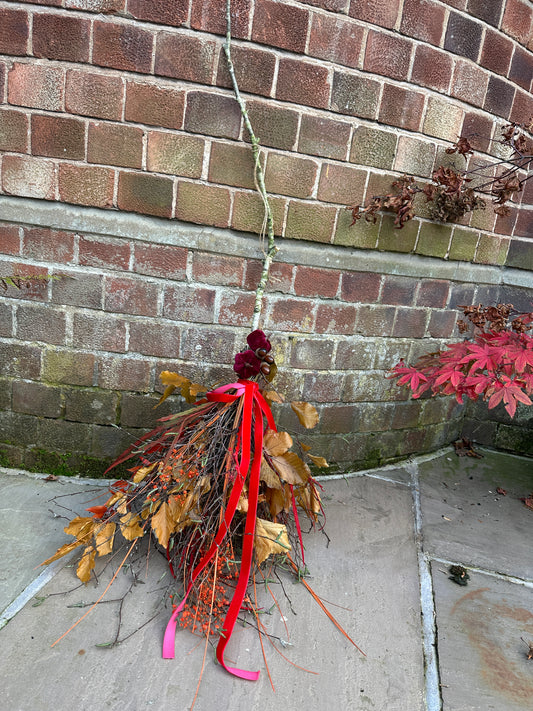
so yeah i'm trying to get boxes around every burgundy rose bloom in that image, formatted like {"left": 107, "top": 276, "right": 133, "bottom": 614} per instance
{"left": 234, "top": 349, "right": 262, "bottom": 379}
{"left": 246, "top": 329, "right": 271, "bottom": 353}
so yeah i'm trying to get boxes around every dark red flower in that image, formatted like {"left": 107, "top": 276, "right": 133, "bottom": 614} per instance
{"left": 234, "top": 349, "right": 262, "bottom": 379}
{"left": 246, "top": 330, "right": 271, "bottom": 353}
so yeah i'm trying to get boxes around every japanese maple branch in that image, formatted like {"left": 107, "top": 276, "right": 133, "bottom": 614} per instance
{"left": 224, "top": 0, "right": 278, "bottom": 331}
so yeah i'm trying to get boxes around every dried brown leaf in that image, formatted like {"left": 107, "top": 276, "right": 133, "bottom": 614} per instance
{"left": 95, "top": 522, "right": 116, "bottom": 556}
{"left": 77, "top": 546, "right": 96, "bottom": 584}
{"left": 132, "top": 462, "right": 157, "bottom": 483}
{"left": 259, "top": 457, "right": 282, "bottom": 489}
{"left": 263, "top": 429, "right": 293, "bottom": 456}
{"left": 41, "top": 540, "right": 83, "bottom": 566}
{"left": 266, "top": 484, "right": 292, "bottom": 517}
{"left": 308, "top": 454, "right": 328, "bottom": 468}
{"left": 270, "top": 452, "right": 310, "bottom": 484}
{"left": 291, "top": 401, "right": 319, "bottom": 429}
{"left": 120, "top": 512, "right": 145, "bottom": 540}
{"left": 254, "top": 518, "right": 291, "bottom": 566}
{"left": 64, "top": 516, "right": 95, "bottom": 542}
{"left": 263, "top": 390, "right": 284, "bottom": 404}
{"left": 151, "top": 501, "right": 174, "bottom": 548}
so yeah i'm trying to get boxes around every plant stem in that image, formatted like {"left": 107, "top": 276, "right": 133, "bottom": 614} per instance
{"left": 223, "top": 0, "right": 278, "bottom": 331}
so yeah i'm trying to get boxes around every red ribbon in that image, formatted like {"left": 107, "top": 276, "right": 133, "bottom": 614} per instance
{"left": 162, "top": 380, "right": 276, "bottom": 681}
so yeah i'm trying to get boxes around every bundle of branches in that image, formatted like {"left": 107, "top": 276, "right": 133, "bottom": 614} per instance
{"left": 42, "top": 330, "right": 357, "bottom": 681}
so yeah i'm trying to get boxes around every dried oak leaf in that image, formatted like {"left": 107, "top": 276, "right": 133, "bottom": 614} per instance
{"left": 254, "top": 518, "right": 291, "bottom": 566}
{"left": 291, "top": 401, "right": 319, "bottom": 429}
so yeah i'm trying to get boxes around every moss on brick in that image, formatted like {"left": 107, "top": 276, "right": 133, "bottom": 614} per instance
{"left": 350, "top": 126, "right": 398, "bottom": 169}
{"left": 474, "top": 234, "right": 509, "bottom": 265}
{"left": 448, "top": 227, "right": 479, "bottom": 261}
{"left": 285, "top": 201, "right": 336, "bottom": 243}
{"left": 334, "top": 208, "right": 380, "bottom": 248}
{"left": 378, "top": 216, "right": 420, "bottom": 253}
{"left": 176, "top": 181, "right": 231, "bottom": 228}
{"left": 415, "top": 222, "right": 452, "bottom": 257}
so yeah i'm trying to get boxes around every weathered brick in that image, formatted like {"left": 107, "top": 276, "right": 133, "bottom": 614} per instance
{"left": 119, "top": 393, "right": 174, "bottom": 428}
{"left": 191, "top": 0, "right": 250, "bottom": 38}
{"left": 467, "top": 0, "right": 504, "bottom": 26}
{"left": 184, "top": 91, "right": 241, "bottom": 139}
{"left": 373, "top": 338, "right": 410, "bottom": 370}
{"left": 103, "top": 276, "right": 159, "bottom": 316}
{"left": 192, "top": 252, "right": 244, "bottom": 286}
{"left": 133, "top": 243, "right": 188, "bottom": 280}
{"left": 494, "top": 206, "right": 518, "bottom": 237}
{"left": 252, "top": 0, "right": 309, "bottom": 53}
{"left": 293, "top": 266, "right": 339, "bottom": 298}
{"left": 125, "top": 81, "right": 184, "bottom": 129}
{"left": 59, "top": 164, "right": 115, "bottom": 209}
{"left": 401, "top": 0, "right": 446, "bottom": 44}
{"left": 129, "top": 320, "right": 181, "bottom": 358}
{"left": 66, "top": 70, "right": 124, "bottom": 120}
{"left": 379, "top": 84, "right": 425, "bottom": 131}
{"left": 298, "top": 115, "right": 351, "bottom": 161}
{"left": 16, "top": 303, "right": 66, "bottom": 344}
{"left": 303, "top": 372, "right": 344, "bottom": 402}
{"left": 423, "top": 97, "right": 464, "bottom": 142}
{"left": 513, "top": 209, "right": 533, "bottom": 239}
{"left": 231, "top": 191, "right": 286, "bottom": 236}
{"left": 98, "top": 356, "right": 151, "bottom": 391}
{"left": 480, "top": 30, "right": 513, "bottom": 78}
{"left": 308, "top": 13, "right": 364, "bottom": 68}
{"left": 411, "top": 45, "right": 453, "bottom": 93}
{"left": 334, "top": 209, "right": 380, "bottom": 249}
{"left": 33, "top": 13, "right": 90, "bottom": 62}
{"left": 319, "top": 404, "right": 359, "bottom": 434}
{"left": 93, "top": 20, "right": 153, "bottom": 73}
{"left": 461, "top": 112, "right": 494, "bottom": 153}
{"left": 501, "top": 0, "right": 533, "bottom": 46}
{"left": 0, "top": 224, "right": 21, "bottom": 255}
{"left": 117, "top": 172, "right": 173, "bottom": 218}
{"left": 0, "top": 342, "right": 40, "bottom": 379}
{"left": 428, "top": 310, "right": 457, "bottom": 338}
{"left": 88, "top": 123, "right": 142, "bottom": 169}
{"left": 350, "top": 126, "right": 397, "bottom": 169}
{"left": 505, "top": 239, "right": 533, "bottom": 271}
{"left": 484, "top": 76, "right": 515, "bottom": 119}
{"left": 163, "top": 284, "right": 216, "bottom": 323}
{"left": 12, "top": 380, "right": 62, "bottom": 418}
{"left": 217, "top": 291, "right": 256, "bottom": 327}
{"left": 343, "top": 370, "right": 399, "bottom": 402}
{"left": 341, "top": 272, "right": 381, "bottom": 303}
{"left": 246, "top": 260, "right": 294, "bottom": 293}
{"left": 1, "top": 149, "right": 53, "bottom": 196}
{"left": 64, "top": 388, "right": 118, "bottom": 424}
{"left": 0, "top": 108, "right": 28, "bottom": 152}
{"left": 474, "top": 234, "right": 509, "bottom": 265}
{"left": 447, "top": 282, "right": 476, "bottom": 309}
{"left": 216, "top": 44, "right": 276, "bottom": 97}
{"left": 180, "top": 325, "right": 236, "bottom": 363}
{"left": 90, "top": 423, "right": 142, "bottom": 460}
{"left": 208, "top": 142, "right": 257, "bottom": 189}
{"left": 349, "top": 0, "right": 400, "bottom": 29}
{"left": 155, "top": 33, "right": 217, "bottom": 84}
{"left": 276, "top": 59, "right": 330, "bottom": 110}
{"left": 43, "top": 349, "right": 94, "bottom": 386}
{"left": 450, "top": 60, "right": 488, "bottom": 107}
{"left": 147, "top": 132, "right": 203, "bottom": 178}
{"left": 265, "top": 153, "right": 318, "bottom": 199}
{"left": 290, "top": 338, "right": 335, "bottom": 370}
{"left": 394, "top": 136, "right": 435, "bottom": 178}
{"left": 417, "top": 280, "right": 450, "bottom": 308}
{"left": 176, "top": 181, "right": 231, "bottom": 227}
{"left": 8, "top": 62, "right": 64, "bottom": 111}
{"left": 285, "top": 201, "right": 336, "bottom": 243}
{"left": 79, "top": 234, "right": 131, "bottom": 270}
{"left": 4, "top": 262, "right": 50, "bottom": 302}
{"left": 444, "top": 12, "right": 483, "bottom": 61}
{"left": 317, "top": 163, "right": 366, "bottom": 205}
{"left": 331, "top": 71, "right": 380, "bottom": 119}
{"left": 355, "top": 305, "right": 395, "bottom": 336}
{"left": 128, "top": 0, "right": 188, "bottom": 26}
{"left": 415, "top": 222, "right": 452, "bottom": 258}
{"left": 364, "top": 31, "right": 412, "bottom": 81}
{"left": 31, "top": 114, "right": 85, "bottom": 160}
{"left": 64, "top": 0, "right": 124, "bottom": 10}
{"left": 0, "top": 62, "right": 5, "bottom": 101}
{"left": 244, "top": 101, "right": 299, "bottom": 151}
{"left": 0, "top": 8, "right": 28, "bottom": 56}
{"left": 298, "top": 0, "right": 348, "bottom": 10}
{"left": 23, "top": 227, "right": 75, "bottom": 263}
{"left": 381, "top": 275, "right": 416, "bottom": 306}
{"left": 315, "top": 303, "right": 357, "bottom": 334}
{"left": 392, "top": 307, "right": 427, "bottom": 338}
{"left": 510, "top": 88, "right": 533, "bottom": 123}
{"left": 266, "top": 297, "right": 315, "bottom": 332}
{"left": 73, "top": 312, "right": 127, "bottom": 352}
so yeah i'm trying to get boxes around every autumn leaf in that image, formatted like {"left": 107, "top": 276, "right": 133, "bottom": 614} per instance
{"left": 189, "top": 383, "right": 207, "bottom": 398}
{"left": 291, "top": 401, "right": 319, "bottom": 429}
{"left": 308, "top": 454, "right": 329, "bottom": 468}
{"left": 41, "top": 540, "right": 83, "bottom": 566}
{"left": 270, "top": 452, "right": 310, "bottom": 484}
{"left": 263, "top": 429, "right": 293, "bottom": 456}
{"left": 95, "top": 522, "right": 116, "bottom": 556}
{"left": 132, "top": 462, "right": 157, "bottom": 483}
{"left": 259, "top": 457, "right": 282, "bottom": 489}
{"left": 157, "top": 371, "right": 192, "bottom": 406}
{"left": 151, "top": 501, "right": 174, "bottom": 547}
{"left": 64, "top": 516, "right": 95, "bottom": 543}
{"left": 296, "top": 484, "right": 322, "bottom": 515}
{"left": 119, "top": 512, "right": 145, "bottom": 540}
{"left": 266, "top": 484, "right": 292, "bottom": 517}
{"left": 263, "top": 390, "right": 284, "bottom": 404}
{"left": 77, "top": 546, "right": 96, "bottom": 584}
{"left": 254, "top": 518, "right": 291, "bottom": 566}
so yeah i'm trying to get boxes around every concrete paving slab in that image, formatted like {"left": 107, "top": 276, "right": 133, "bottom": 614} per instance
{"left": 0, "top": 476, "right": 425, "bottom": 711}
{"left": 432, "top": 562, "right": 533, "bottom": 711}
{"left": 418, "top": 450, "right": 533, "bottom": 579}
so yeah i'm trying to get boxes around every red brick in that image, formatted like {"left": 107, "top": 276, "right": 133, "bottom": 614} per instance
{"left": 73, "top": 312, "right": 127, "bottom": 352}
{"left": 428, "top": 310, "right": 457, "bottom": 338}
{"left": 129, "top": 320, "right": 181, "bottom": 358}
{"left": 243, "top": 259, "right": 294, "bottom": 293}
{"left": 265, "top": 153, "right": 318, "bottom": 199}
{"left": 364, "top": 31, "right": 412, "bottom": 81}
{"left": 176, "top": 181, "right": 231, "bottom": 227}
{"left": 381, "top": 276, "right": 416, "bottom": 306}
{"left": 0, "top": 9, "right": 28, "bottom": 56}
{"left": 98, "top": 356, "right": 151, "bottom": 391}
{"left": 509, "top": 47, "right": 533, "bottom": 92}
{"left": 244, "top": 101, "right": 299, "bottom": 150}
{"left": 79, "top": 235, "right": 130, "bottom": 270}
{"left": 184, "top": 91, "right": 241, "bottom": 139}
{"left": 147, "top": 132, "right": 204, "bottom": 177}
{"left": 451, "top": 60, "right": 488, "bottom": 107}
{"left": 163, "top": 284, "right": 216, "bottom": 323}
{"left": 0, "top": 224, "right": 21, "bottom": 255}
{"left": 331, "top": 71, "right": 381, "bottom": 119}
{"left": 299, "top": 0, "right": 348, "bottom": 9}
{"left": 2, "top": 155, "right": 56, "bottom": 200}
{"left": 317, "top": 163, "right": 366, "bottom": 205}
{"left": 0, "top": 108, "right": 28, "bottom": 153}
{"left": 401, "top": 0, "right": 446, "bottom": 44}
{"left": 66, "top": 70, "right": 124, "bottom": 120}
{"left": 191, "top": 0, "right": 251, "bottom": 38}
{"left": 128, "top": 0, "right": 188, "bottom": 26}
{"left": 8, "top": 62, "right": 64, "bottom": 111}
{"left": 411, "top": 45, "right": 453, "bottom": 93}
{"left": 416, "top": 280, "right": 450, "bottom": 308}
{"left": 461, "top": 112, "right": 494, "bottom": 153}
{"left": 125, "top": 81, "right": 184, "bottom": 129}
{"left": 12, "top": 380, "right": 62, "bottom": 418}
{"left": 494, "top": 207, "right": 518, "bottom": 236}
{"left": 218, "top": 291, "right": 256, "bottom": 326}
{"left": 277, "top": 59, "right": 330, "bottom": 109}
{"left": 192, "top": 252, "right": 245, "bottom": 286}
{"left": 31, "top": 114, "right": 85, "bottom": 160}
{"left": 392, "top": 307, "right": 427, "bottom": 338}
{"left": 479, "top": 29, "right": 514, "bottom": 76}
{"left": 510, "top": 88, "right": 533, "bottom": 124}
{"left": 468, "top": 0, "right": 504, "bottom": 26}
{"left": 103, "top": 276, "right": 159, "bottom": 316}
{"left": 33, "top": 13, "right": 90, "bottom": 62}
{"left": 308, "top": 13, "right": 364, "bottom": 68}
{"left": 2, "top": 262, "right": 50, "bottom": 302}
{"left": 0, "top": 342, "right": 41, "bottom": 379}
{"left": 315, "top": 302, "right": 357, "bottom": 334}
{"left": 180, "top": 325, "right": 236, "bottom": 363}
{"left": 209, "top": 142, "right": 257, "bottom": 189}
{"left": 484, "top": 76, "right": 516, "bottom": 119}
{"left": 294, "top": 266, "right": 340, "bottom": 298}
{"left": 58, "top": 163, "right": 115, "bottom": 209}
{"left": 266, "top": 297, "right": 315, "bottom": 332}
{"left": 216, "top": 45, "right": 276, "bottom": 98}
{"left": 514, "top": 208, "right": 533, "bottom": 238}
{"left": 51, "top": 269, "right": 103, "bottom": 309}
{"left": 133, "top": 243, "right": 188, "bottom": 280}
{"left": 303, "top": 372, "right": 344, "bottom": 401}
{"left": 155, "top": 33, "right": 217, "bottom": 85}
{"left": 502, "top": 0, "right": 533, "bottom": 45}
{"left": 355, "top": 305, "right": 395, "bottom": 336}
{"left": 379, "top": 84, "right": 425, "bottom": 131}
{"left": 16, "top": 303, "right": 66, "bottom": 345}
{"left": 117, "top": 172, "right": 173, "bottom": 218}
{"left": 290, "top": 337, "right": 335, "bottom": 370}
{"left": 349, "top": 0, "right": 400, "bottom": 28}
{"left": 64, "top": 0, "right": 124, "bottom": 10}
{"left": 23, "top": 227, "right": 75, "bottom": 263}
{"left": 93, "top": 20, "right": 153, "bottom": 73}
{"left": 252, "top": 0, "right": 309, "bottom": 53}
{"left": 88, "top": 123, "right": 142, "bottom": 168}
{"left": 298, "top": 114, "right": 351, "bottom": 161}
{"left": 444, "top": 12, "right": 483, "bottom": 62}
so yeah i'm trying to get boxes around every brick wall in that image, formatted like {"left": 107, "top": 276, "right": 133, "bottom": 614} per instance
{"left": 0, "top": 0, "right": 532, "bottom": 470}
